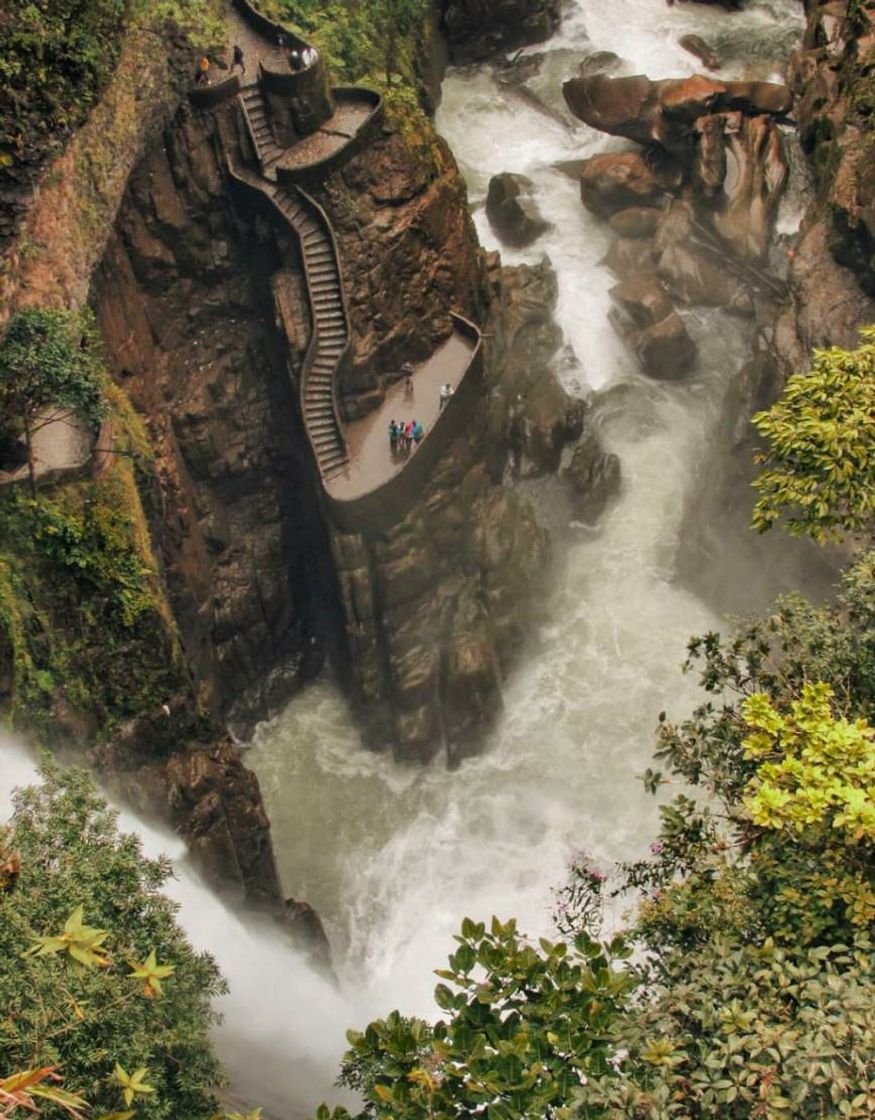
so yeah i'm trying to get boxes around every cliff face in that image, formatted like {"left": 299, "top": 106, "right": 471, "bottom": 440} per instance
{"left": 437, "top": 0, "right": 561, "bottom": 63}
{"left": 90, "top": 91, "right": 579, "bottom": 766}
{"left": 93, "top": 109, "right": 337, "bottom": 733}
{"left": 769, "top": 0, "right": 875, "bottom": 376}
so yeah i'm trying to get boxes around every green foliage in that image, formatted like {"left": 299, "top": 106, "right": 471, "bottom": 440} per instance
{"left": 0, "top": 462, "right": 183, "bottom": 736}
{"left": 0, "top": 0, "right": 226, "bottom": 246}
{"left": 0, "top": 0, "right": 128, "bottom": 175}
{"left": 322, "top": 919, "right": 634, "bottom": 1120}
{"left": 0, "top": 760, "right": 225, "bottom": 1119}
{"left": 582, "top": 937, "right": 875, "bottom": 1118}
{"left": 268, "top": 0, "right": 425, "bottom": 87}
{"left": 743, "top": 682, "right": 875, "bottom": 840}
{"left": 325, "top": 553, "right": 875, "bottom": 1120}
{"left": 0, "top": 307, "right": 106, "bottom": 439}
{"left": 751, "top": 326, "right": 875, "bottom": 541}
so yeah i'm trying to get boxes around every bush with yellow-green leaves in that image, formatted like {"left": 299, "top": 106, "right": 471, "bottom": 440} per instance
{"left": 0, "top": 759, "right": 225, "bottom": 1119}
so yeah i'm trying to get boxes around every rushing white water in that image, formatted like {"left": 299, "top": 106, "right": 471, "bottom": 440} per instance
{"left": 0, "top": 735, "right": 352, "bottom": 1116}
{"left": 0, "top": 1, "right": 821, "bottom": 1115}
{"left": 246, "top": 0, "right": 813, "bottom": 1037}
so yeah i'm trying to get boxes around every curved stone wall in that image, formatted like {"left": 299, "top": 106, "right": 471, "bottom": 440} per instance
{"left": 188, "top": 75, "right": 241, "bottom": 109}
{"left": 275, "top": 88, "right": 384, "bottom": 186}
{"left": 325, "top": 314, "right": 484, "bottom": 534}
{"left": 233, "top": 0, "right": 308, "bottom": 51}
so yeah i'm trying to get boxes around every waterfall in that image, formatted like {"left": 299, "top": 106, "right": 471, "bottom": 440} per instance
{"left": 1, "top": 2, "right": 830, "bottom": 1117}
{"left": 246, "top": 0, "right": 821, "bottom": 1039}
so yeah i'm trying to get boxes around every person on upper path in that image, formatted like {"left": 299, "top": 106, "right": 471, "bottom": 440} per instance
{"left": 289, "top": 48, "right": 304, "bottom": 72}
{"left": 194, "top": 56, "right": 210, "bottom": 85}
{"left": 232, "top": 44, "right": 246, "bottom": 74}
{"left": 439, "top": 382, "right": 453, "bottom": 410}
{"left": 402, "top": 361, "right": 414, "bottom": 399}
{"left": 302, "top": 45, "right": 319, "bottom": 68}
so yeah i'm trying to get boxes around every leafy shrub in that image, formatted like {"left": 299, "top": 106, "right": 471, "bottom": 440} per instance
{"left": 0, "top": 465, "right": 181, "bottom": 735}
{"left": 752, "top": 326, "right": 875, "bottom": 541}
{"left": 322, "top": 554, "right": 875, "bottom": 1120}
{"left": 0, "top": 759, "right": 225, "bottom": 1119}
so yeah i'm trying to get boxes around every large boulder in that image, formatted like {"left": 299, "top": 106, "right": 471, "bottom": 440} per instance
{"left": 608, "top": 206, "right": 663, "bottom": 238}
{"left": 563, "top": 430, "right": 621, "bottom": 517}
{"left": 680, "top": 34, "right": 721, "bottom": 71}
{"left": 486, "top": 172, "right": 552, "bottom": 247}
{"left": 579, "top": 151, "right": 680, "bottom": 217}
{"left": 609, "top": 273, "right": 697, "bottom": 378}
{"left": 563, "top": 73, "right": 792, "bottom": 160}
{"left": 439, "top": 0, "right": 560, "bottom": 63}
{"left": 652, "top": 200, "right": 753, "bottom": 312}
{"left": 693, "top": 111, "right": 789, "bottom": 261}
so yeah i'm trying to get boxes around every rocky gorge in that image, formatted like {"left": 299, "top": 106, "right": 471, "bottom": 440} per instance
{"left": 1, "top": 0, "right": 874, "bottom": 1028}
{"left": 0, "top": 0, "right": 603, "bottom": 928}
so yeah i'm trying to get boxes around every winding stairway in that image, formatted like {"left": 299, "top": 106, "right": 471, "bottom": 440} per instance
{"left": 233, "top": 80, "right": 351, "bottom": 479}
{"left": 268, "top": 184, "right": 349, "bottom": 478}
{"left": 239, "top": 84, "right": 283, "bottom": 172}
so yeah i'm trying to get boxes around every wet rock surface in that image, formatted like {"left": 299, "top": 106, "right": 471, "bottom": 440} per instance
{"left": 437, "top": 0, "right": 561, "bottom": 63}
{"left": 563, "top": 73, "right": 791, "bottom": 160}
{"left": 486, "top": 172, "right": 553, "bottom": 247}
{"left": 680, "top": 34, "right": 721, "bottom": 71}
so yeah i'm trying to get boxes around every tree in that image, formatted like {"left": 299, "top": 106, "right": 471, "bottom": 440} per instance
{"left": 320, "top": 555, "right": 875, "bottom": 1120}
{"left": 0, "top": 309, "right": 105, "bottom": 495}
{"left": 0, "top": 759, "right": 225, "bottom": 1119}
{"left": 321, "top": 919, "right": 634, "bottom": 1120}
{"left": 371, "top": 0, "right": 425, "bottom": 86}
{"left": 751, "top": 326, "right": 875, "bottom": 542}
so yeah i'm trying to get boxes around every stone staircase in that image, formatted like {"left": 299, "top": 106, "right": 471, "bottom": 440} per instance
{"left": 264, "top": 182, "right": 349, "bottom": 479}
{"left": 239, "top": 84, "right": 283, "bottom": 172}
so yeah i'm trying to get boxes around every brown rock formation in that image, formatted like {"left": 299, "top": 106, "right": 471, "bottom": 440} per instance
{"left": 486, "top": 172, "right": 552, "bottom": 248}
{"left": 609, "top": 273, "right": 697, "bottom": 379}
{"left": 563, "top": 73, "right": 791, "bottom": 161}
{"left": 93, "top": 111, "right": 335, "bottom": 734}
{"left": 579, "top": 152, "right": 678, "bottom": 218}
{"left": 437, "top": 0, "right": 560, "bottom": 63}
{"left": 788, "top": 0, "right": 875, "bottom": 295}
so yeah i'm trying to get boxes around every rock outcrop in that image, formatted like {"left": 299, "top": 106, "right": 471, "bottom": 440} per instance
{"left": 486, "top": 172, "right": 552, "bottom": 248}
{"left": 563, "top": 74, "right": 791, "bottom": 161}
{"left": 788, "top": 0, "right": 875, "bottom": 296}
{"left": 437, "top": 0, "right": 560, "bottom": 63}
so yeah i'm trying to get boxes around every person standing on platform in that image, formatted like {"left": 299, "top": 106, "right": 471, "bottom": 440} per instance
{"left": 402, "top": 361, "right": 414, "bottom": 399}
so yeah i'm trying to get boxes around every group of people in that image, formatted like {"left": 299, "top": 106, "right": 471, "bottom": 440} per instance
{"left": 389, "top": 419, "right": 424, "bottom": 454}
{"left": 194, "top": 35, "right": 319, "bottom": 86}
{"left": 277, "top": 32, "right": 319, "bottom": 72}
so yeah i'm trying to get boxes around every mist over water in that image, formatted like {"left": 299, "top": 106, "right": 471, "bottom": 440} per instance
{"left": 0, "top": 735, "right": 352, "bottom": 1117}
{"left": 0, "top": 2, "right": 835, "bottom": 1116}
{"left": 249, "top": 0, "right": 818, "bottom": 1032}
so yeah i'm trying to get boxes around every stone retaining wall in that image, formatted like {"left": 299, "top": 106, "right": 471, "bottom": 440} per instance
{"left": 325, "top": 314, "right": 484, "bottom": 533}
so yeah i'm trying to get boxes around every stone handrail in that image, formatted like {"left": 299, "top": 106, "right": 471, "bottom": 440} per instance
{"left": 258, "top": 58, "right": 330, "bottom": 94}
{"left": 232, "top": 0, "right": 309, "bottom": 51}
{"left": 275, "top": 88, "right": 384, "bottom": 186}
{"left": 324, "top": 313, "right": 484, "bottom": 533}
{"left": 188, "top": 74, "right": 241, "bottom": 109}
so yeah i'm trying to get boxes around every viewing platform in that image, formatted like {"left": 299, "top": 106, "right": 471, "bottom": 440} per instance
{"left": 191, "top": 0, "right": 484, "bottom": 532}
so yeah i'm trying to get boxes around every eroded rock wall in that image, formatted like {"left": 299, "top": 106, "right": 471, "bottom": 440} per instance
{"left": 437, "top": 0, "right": 561, "bottom": 63}
{"left": 93, "top": 108, "right": 338, "bottom": 733}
